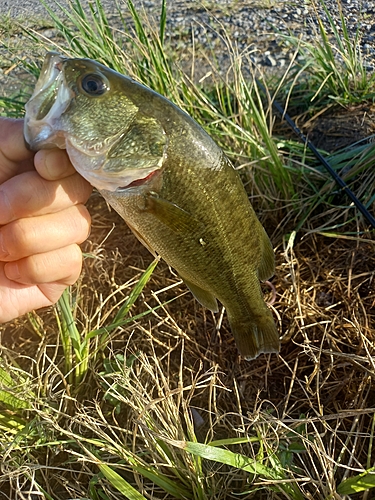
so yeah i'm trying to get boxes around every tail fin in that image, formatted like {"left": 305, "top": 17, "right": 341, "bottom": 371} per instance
{"left": 228, "top": 309, "right": 279, "bottom": 361}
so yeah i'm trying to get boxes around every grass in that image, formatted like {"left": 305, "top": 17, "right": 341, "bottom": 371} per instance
{"left": 284, "top": 0, "right": 375, "bottom": 106}
{"left": 0, "top": 0, "right": 375, "bottom": 498}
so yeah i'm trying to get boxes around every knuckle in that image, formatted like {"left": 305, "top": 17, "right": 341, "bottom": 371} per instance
{"left": 5, "top": 219, "right": 36, "bottom": 257}
{"left": 64, "top": 245, "right": 83, "bottom": 283}
{"left": 70, "top": 204, "right": 91, "bottom": 242}
{"left": 60, "top": 173, "right": 92, "bottom": 205}
{"left": 23, "top": 245, "right": 82, "bottom": 285}
{"left": 27, "top": 255, "right": 48, "bottom": 283}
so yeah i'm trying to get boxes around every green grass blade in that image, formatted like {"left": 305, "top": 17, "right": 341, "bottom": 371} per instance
{"left": 131, "top": 463, "right": 193, "bottom": 499}
{"left": 113, "top": 258, "right": 159, "bottom": 323}
{"left": 0, "top": 363, "right": 32, "bottom": 410}
{"left": 98, "top": 464, "right": 147, "bottom": 500}
{"left": 85, "top": 296, "right": 179, "bottom": 339}
{"left": 0, "top": 364, "right": 17, "bottom": 388}
{"left": 57, "top": 288, "right": 91, "bottom": 384}
{"left": 98, "top": 453, "right": 192, "bottom": 499}
{"left": 173, "top": 440, "right": 304, "bottom": 499}
{"left": 0, "top": 411, "right": 26, "bottom": 433}
{"left": 337, "top": 468, "right": 375, "bottom": 495}
{"left": 159, "top": 0, "right": 167, "bottom": 45}
{"left": 57, "top": 288, "right": 82, "bottom": 360}
{"left": 184, "top": 440, "right": 275, "bottom": 477}
{"left": 126, "top": 0, "right": 148, "bottom": 48}
{"left": 0, "top": 389, "right": 28, "bottom": 410}
{"left": 0, "top": 96, "right": 28, "bottom": 117}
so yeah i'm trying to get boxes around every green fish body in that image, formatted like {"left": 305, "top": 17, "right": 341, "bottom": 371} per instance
{"left": 24, "top": 52, "right": 279, "bottom": 360}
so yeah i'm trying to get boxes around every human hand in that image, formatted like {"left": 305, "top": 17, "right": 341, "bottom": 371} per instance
{"left": 0, "top": 118, "right": 92, "bottom": 323}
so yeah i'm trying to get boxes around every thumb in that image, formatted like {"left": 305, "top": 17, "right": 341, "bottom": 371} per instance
{"left": 0, "top": 118, "right": 34, "bottom": 184}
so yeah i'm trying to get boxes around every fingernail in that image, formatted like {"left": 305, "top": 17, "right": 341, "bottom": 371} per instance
{"left": 4, "top": 262, "right": 20, "bottom": 281}
{"left": 0, "top": 232, "right": 9, "bottom": 259}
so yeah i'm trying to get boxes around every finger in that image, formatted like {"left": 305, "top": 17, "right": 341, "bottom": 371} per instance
{"left": 0, "top": 170, "right": 92, "bottom": 224}
{"left": 4, "top": 244, "right": 83, "bottom": 285}
{"left": 38, "top": 281, "right": 74, "bottom": 308}
{"left": 34, "top": 148, "right": 77, "bottom": 181}
{"left": 0, "top": 261, "right": 55, "bottom": 322}
{"left": 0, "top": 118, "right": 34, "bottom": 183}
{"left": 0, "top": 204, "right": 91, "bottom": 261}
{"left": 0, "top": 261, "right": 72, "bottom": 323}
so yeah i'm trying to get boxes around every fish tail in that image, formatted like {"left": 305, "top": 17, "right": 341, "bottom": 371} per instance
{"left": 228, "top": 308, "right": 279, "bottom": 361}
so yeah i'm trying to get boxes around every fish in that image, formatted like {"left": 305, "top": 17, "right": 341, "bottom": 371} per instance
{"left": 24, "top": 51, "right": 280, "bottom": 360}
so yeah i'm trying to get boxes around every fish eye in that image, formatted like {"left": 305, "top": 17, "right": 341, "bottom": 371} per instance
{"left": 80, "top": 73, "right": 108, "bottom": 96}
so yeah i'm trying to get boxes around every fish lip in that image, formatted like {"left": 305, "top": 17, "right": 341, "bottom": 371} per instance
{"left": 24, "top": 52, "right": 73, "bottom": 151}
{"left": 33, "top": 52, "right": 66, "bottom": 95}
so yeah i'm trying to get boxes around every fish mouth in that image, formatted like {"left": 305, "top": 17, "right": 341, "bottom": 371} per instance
{"left": 24, "top": 52, "right": 72, "bottom": 150}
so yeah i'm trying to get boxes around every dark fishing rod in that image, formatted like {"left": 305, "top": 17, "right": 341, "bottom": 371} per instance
{"left": 257, "top": 80, "right": 375, "bottom": 229}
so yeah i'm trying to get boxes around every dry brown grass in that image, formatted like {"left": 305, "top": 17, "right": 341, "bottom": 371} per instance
{"left": 1, "top": 181, "right": 373, "bottom": 498}
{"left": 82, "top": 190, "right": 375, "bottom": 495}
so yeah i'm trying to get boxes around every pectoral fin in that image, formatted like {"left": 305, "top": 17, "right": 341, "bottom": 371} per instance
{"left": 183, "top": 278, "right": 219, "bottom": 312}
{"left": 145, "top": 193, "right": 204, "bottom": 235}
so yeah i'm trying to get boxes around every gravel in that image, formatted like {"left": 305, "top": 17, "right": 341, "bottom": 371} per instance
{"left": 1, "top": 0, "right": 375, "bottom": 80}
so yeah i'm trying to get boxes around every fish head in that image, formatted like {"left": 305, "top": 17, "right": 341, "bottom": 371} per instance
{"left": 24, "top": 52, "right": 167, "bottom": 191}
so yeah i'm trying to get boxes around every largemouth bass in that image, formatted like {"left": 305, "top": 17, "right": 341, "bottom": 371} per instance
{"left": 24, "top": 52, "right": 279, "bottom": 360}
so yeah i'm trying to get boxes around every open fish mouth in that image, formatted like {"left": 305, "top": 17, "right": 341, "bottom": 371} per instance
{"left": 24, "top": 52, "right": 72, "bottom": 150}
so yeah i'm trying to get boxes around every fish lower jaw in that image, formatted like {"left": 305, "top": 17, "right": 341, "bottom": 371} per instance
{"left": 24, "top": 120, "right": 67, "bottom": 151}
